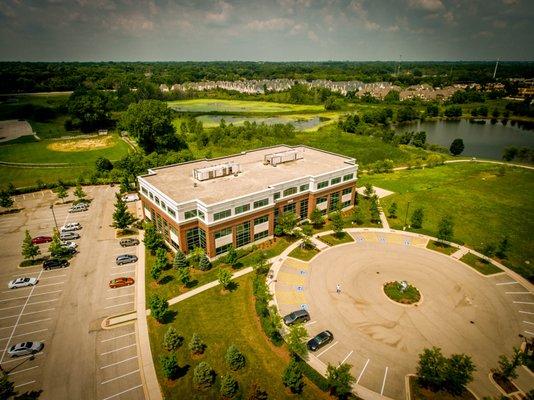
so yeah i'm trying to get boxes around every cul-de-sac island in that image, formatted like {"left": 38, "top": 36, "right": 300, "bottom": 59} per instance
{"left": 0, "top": 1, "right": 533, "bottom": 400}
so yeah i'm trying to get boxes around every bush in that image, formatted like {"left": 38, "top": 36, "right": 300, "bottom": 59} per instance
{"left": 163, "top": 327, "right": 183, "bottom": 351}
{"left": 220, "top": 374, "right": 239, "bottom": 398}
{"left": 297, "top": 357, "right": 329, "bottom": 391}
{"left": 149, "top": 294, "right": 168, "bottom": 323}
{"left": 282, "top": 358, "right": 304, "bottom": 393}
{"left": 225, "top": 345, "right": 246, "bottom": 371}
{"left": 160, "top": 354, "right": 179, "bottom": 379}
{"left": 189, "top": 333, "right": 205, "bottom": 355}
{"left": 247, "top": 383, "right": 269, "bottom": 400}
{"left": 193, "top": 361, "right": 215, "bottom": 389}
{"left": 198, "top": 254, "right": 211, "bottom": 271}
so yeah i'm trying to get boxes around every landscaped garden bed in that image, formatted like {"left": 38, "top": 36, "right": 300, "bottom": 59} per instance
{"left": 384, "top": 281, "right": 421, "bottom": 304}
{"left": 318, "top": 232, "right": 354, "bottom": 246}
{"left": 491, "top": 373, "right": 520, "bottom": 394}
{"left": 460, "top": 253, "right": 502, "bottom": 275}
{"left": 288, "top": 245, "right": 320, "bottom": 261}
{"left": 426, "top": 240, "right": 457, "bottom": 255}
{"left": 410, "top": 376, "right": 476, "bottom": 400}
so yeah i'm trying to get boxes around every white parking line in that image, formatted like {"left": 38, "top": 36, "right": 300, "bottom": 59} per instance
{"left": 317, "top": 341, "right": 338, "bottom": 357}
{"left": 101, "top": 369, "right": 140, "bottom": 385}
{"left": 520, "top": 310, "right": 534, "bottom": 315}
{"left": 523, "top": 321, "right": 534, "bottom": 325}
{"left": 101, "top": 384, "right": 143, "bottom": 400}
{"left": 514, "top": 301, "right": 534, "bottom": 305}
{"left": 381, "top": 367, "right": 389, "bottom": 395}
{"left": 109, "top": 271, "right": 135, "bottom": 277}
{"left": 100, "top": 343, "right": 136, "bottom": 356}
{"left": 0, "top": 318, "right": 52, "bottom": 331}
{"left": 357, "top": 359, "right": 370, "bottom": 384}
{"left": 14, "top": 380, "right": 36, "bottom": 388}
{"left": 340, "top": 350, "right": 353, "bottom": 365}
{"left": 39, "top": 274, "right": 67, "bottom": 280}
{"left": 0, "top": 289, "right": 62, "bottom": 303}
{"left": 101, "top": 332, "right": 135, "bottom": 343}
{"left": 100, "top": 355, "right": 138, "bottom": 369}
{"left": 2, "top": 352, "right": 44, "bottom": 364}
{"left": 1, "top": 282, "right": 63, "bottom": 294}
{"left": 8, "top": 365, "right": 40, "bottom": 375}
{"left": 0, "top": 308, "right": 56, "bottom": 320}
{"left": 0, "top": 304, "right": 22, "bottom": 312}
{"left": 27, "top": 298, "right": 59, "bottom": 306}
{"left": 496, "top": 281, "right": 518, "bottom": 286}
{"left": 305, "top": 321, "right": 317, "bottom": 326}
{"left": 105, "top": 293, "right": 134, "bottom": 300}
{"left": 104, "top": 301, "right": 134, "bottom": 309}
{"left": 0, "top": 328, "right": 49, "bottom": 341}
{"left": 506, "top": 292, "right": 533, "bottom": 295}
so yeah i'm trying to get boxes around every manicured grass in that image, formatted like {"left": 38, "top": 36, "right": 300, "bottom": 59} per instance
{"left": 147, "top": 274, "right": 329, "bottom": 400}
{"left": 383, "top": 281, "right": 421, "bottom": 304}
{"left": 359, "top": 163, "right": 534, "bottom": 279}
{"left": 410, "top": 376, "right": 476, "bottom": 400}
{"left": 318, "top": 232, "right": 354, "bottom": 246}
{"left": 288, "top": 246, "right": 320, "bottom": 261}
{"left": 460, "top": 253, "right": 502, "bottom": 275}
{"left": 426, "top": 240, "right": 457, "bottom": 255}
{"left": 0, "top": 165, "right": 92, "bottom": 188}
{"left": 167, "top": 98, "right": 324, "bottom": 114}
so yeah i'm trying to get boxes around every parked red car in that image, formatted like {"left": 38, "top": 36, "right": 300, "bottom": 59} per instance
{"left": 32, "top": 236, "right": 52, "bottom": 244}
{"left": 109, "top": 277, "right": 135, "bottom": 289}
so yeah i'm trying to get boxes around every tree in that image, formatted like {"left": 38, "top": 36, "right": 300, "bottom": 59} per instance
{"left": 112, "top": 194, "right": 135, "bottom": 230}
{"left": 388, "top": 202, "right": 398, "bottom": 219}
{"left": 363, "top": 183, "right": 374, "bottom": 198}
{"left": 173, "top": 249, "right": 188, "bottom": 269}
{"left": 248, "top": 383, "right": 269, "bottom": 400}
{"left": 483, "top": 243, "right": 496, "bottom": 258}
{"left": 254, "top": 251, "right": 269, "bottom": 274}
{"left": 56, "top": 185, "right": 68, "bottom": 203}
{"left": 121, "top": 100, "right": 187, "bottom": 153}
{"left": 0, "top": 371, "right": 15, "bottom": 400}
{"left": 160, "top": 354, "right": 180, "bottom": 379}
{"left": 163, "top": 327, "right": 183, "bottom": 351}
{"left": 397, "top": 105, "right": 418, "bottom": 122}
{"left": 226, "top": 344, "right": 246, "bottom": 371}
{"left": 151, "top": 263, "right": 162, "bottom": 282}
{"left": 497, "top": 347, "right": 524, "bottom": 379}
{"left": 177, "top": 267, "right": 191, "bottom": 287}
{"left": 369, "top": 198, "right": 381, "bottom": 223}
{"left": 218, "top": 268, "right": 233, "bottom": 290}
{"left": 503, "top": 146, "right": 518, "bottom": 161}
{"left": 497, "top": 235, "right": 510, "bottom": 259}
{"left": 437, "top": 215, "right": 454, "bottom": 242}
{"left": 412, "top": 131, "right": 427, "bottom": 148}
{"left": 220, "top": 374, "right": 239, "bottom": 398}
{"left": 95, "top": 156, "right": 113, "bottom": 172}
{"left": 426, "top": 104, "right": 439, "bottom": 117}
{"left": 446, "top": 353, "right": 475, "bottom": 395}
{"left": 49, "top": 229, "right": 67, "bottom": 258}
{"left": 444, "top": 105, "right": 462, "bottom": 118}
{"left": 416, "top": 347, "right": 448, "bottom": 391}
{"left": 411, "top": 208, "right": 424, "bottom": 229}
{"left": 353, "top": 206, "right": 364, "bottom": 225}
{"left": 21, "top": 230, "right": 40, "bottom": 261}
{"left": 226, "top": 245, "right": 238, "bottom": 268}
{"left": 198, "top": 254, "right": 211, "bottom": 271}
{"left": 310, "top": 208, "right": 324, "bottom": 228}
{"left": 282, "top": 358, "right": 304, "bottom": 394}
{"left": 144, "top": 222, "right": 165, "bottom": 254}
{"left": 67, "top": 87, "right": 112, "bottom": 132}
{"left": 189, "top": 333, "right": 205, "bottom": 355}
{"left": 449, "top": 138, "right": 465, "bottom": 156}
{"left": 193, "top": 361, "right": 215, "bottom": 389}
{"left": 149, "top": 294, "right": 168, "bottom": 323}
{"left": 0, "top": 190, "right": 14, "bottom": 209}
{"left": 326, "top": 363, "right": 356, "bottom": 399}
{"left": 277, "top": 212, "right": 298, "bottom": 235}
{"left": 286, "top": 323, "right": 308, "bottom": 358}
{"left": 73, "top": 184, "right": 87, "bottom": 202}
{"left": 330, "top": 211, "right": 344, "bottom": 238}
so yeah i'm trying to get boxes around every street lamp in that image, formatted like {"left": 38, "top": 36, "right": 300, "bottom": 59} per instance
{"left": 403, "top": 201, "right": 411, "bottom": 230}
{"left": 50, "top": 204, "right": 59, "bottom": 231}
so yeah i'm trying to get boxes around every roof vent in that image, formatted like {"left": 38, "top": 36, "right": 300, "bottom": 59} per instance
{"left": 264, "top": 149, "right": 302, "bottom": 167}
{"left": 193, "top": 162, "right": 240, "bottom": 181}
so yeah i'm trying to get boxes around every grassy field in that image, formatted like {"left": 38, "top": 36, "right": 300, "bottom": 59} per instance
{"left": 147, "top": 274, "right": 329, "bottom": 400}
{"left": 318, "top": 232, "right": 354, "bottom": 246}
{"left": 383, "top": 281, "right": 421, "bottom": 304}
{"left": 460, "top": 252, "right": 503, "bottom": 275}
{"left": 359, "top": 162, "right": 534, "bottom": 279}
{"left": 0, "top": 165, "right": 92, "bottom": 188}
{"left": 426, "top": 240, "right": 457, "bottom": 255}
{"left": 288, "top": 246, "right": 320, "bottom": 261}
{"left": 167, "top": 98, "right": 325, "bottom": 114}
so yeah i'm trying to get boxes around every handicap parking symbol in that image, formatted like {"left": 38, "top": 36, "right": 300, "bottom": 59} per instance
{"left": 296, "top": 286, "right": 304, "bottom": 292}
{"left": 300, "top": 304, "right": 309, "bottom": 310}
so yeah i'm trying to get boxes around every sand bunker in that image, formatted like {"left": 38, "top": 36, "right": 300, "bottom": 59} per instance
{"left": 47, "top": 135, "right": 114, "bottom": 152}
{"left": 0, "top": 120, "right": 34, "bottom": 142}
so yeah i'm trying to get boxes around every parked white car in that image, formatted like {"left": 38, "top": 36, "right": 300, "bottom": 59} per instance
{"left": 61, "top": 222, "right": 81, "bottom": 232}
{"left": 60, "top": 231, "right": 80, "bottom": 241}
{"left": 8, "top": 341, "right": 44, "bottom": 357}
{"left": 122, "top": 193, "right": 139, "bottom": 203}
{"left": 61, "top": 241, "right": 78, "bottom": 249}
{"left": 69, "top": 204, "right": 88, "bottom": 213}
{"left": 8, "top": 277, "right": 38, "bottom": 289}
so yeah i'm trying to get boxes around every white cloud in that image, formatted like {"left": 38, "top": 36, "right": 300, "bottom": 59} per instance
{"left": 408, "top": 0, "right": 444, "bottom": 12}
{"left": 307, "top": 30, "right": 320, "bottom": 43}
{"left": 246, "top": 18, "right": 294, "bottom": 31}
{"left": 348, "top": 0, "right": 381, "bottom": 31}
{"left": 205, "top": 1, "right": 232, "bottom": 24}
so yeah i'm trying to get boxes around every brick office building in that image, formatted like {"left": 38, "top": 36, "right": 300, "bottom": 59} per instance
{"left": 138, "top": 145, "right": 358, "bottom": 258}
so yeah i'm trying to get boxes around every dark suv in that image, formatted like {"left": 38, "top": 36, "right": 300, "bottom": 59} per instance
{"left": 43, "top": 258, "right": 69, "bottom": 270}
{"left": 307, "top": 330, "right": 334, "bottom": 352}
{"left": 283, "top": 309, "right": 310, "bottom": 326}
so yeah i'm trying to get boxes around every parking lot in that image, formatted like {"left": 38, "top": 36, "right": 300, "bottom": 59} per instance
{"left": 0, "top": 186, "right": 145, "bottom": 400}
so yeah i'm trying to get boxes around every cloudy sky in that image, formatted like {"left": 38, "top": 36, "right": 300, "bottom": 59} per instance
{"left": 0, "top": 0, "right": 532, "bottom": 61}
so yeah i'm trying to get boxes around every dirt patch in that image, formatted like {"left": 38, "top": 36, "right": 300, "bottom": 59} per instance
{"left": 0, "top": 120, "right": 34, "bottom": 142}
{"left": 47, "top": 135, "right": 114, "bottom": 152}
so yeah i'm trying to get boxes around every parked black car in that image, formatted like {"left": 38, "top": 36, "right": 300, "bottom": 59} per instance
{"left": 307, "top": 330, "right": 334, "bottom": 352}
{"left": 120, "top": 238, "right": 140, "bottom": 247}
{"left": 283, "top": 309, "right": 310, "bottom": 326}
{"left": 43, "top": 258, "right": 69, "bottom": 270}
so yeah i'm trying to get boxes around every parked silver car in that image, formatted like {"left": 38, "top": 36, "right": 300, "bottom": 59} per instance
{"left": 61, "top": 222, "right": 81, "bottom": 232}
{"left": 116, "top": 254, "right": 138, "bottom": 265}
{"left": 8, "top": 277, "right": 38, "bottom": 289}
{"left": 8, "top": 341, "right": 44, "bottom": 357}
{"left": 60, "top": 231, "right": 80, "bottom": 241}
{"left": 68, "top": 204, "right": 88, "bottom": 213}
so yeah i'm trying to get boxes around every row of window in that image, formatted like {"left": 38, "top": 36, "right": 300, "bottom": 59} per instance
{"left": 316, "top": 173, "right": 355, "bottom": 191}
{"left": 142, "top": 186, "right": 177, "bottom": 219}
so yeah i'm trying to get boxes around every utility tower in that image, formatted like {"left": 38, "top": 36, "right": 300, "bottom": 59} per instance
{"left": 493, "top": 59, "right": 499, "bottom": 79}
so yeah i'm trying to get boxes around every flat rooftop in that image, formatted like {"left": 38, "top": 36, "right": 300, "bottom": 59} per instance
{"left": 141, "top": 145, "right": 355, "bottom": 205}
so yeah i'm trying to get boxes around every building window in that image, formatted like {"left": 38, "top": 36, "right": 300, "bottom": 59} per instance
{"left": 254, "top": 215, "right": 269, "bottom": 225}
{"left": 317, "top": 181, "right": 328, "bottom": 189}
{"left": 236, "top": 222, "right": 251, "bottom": 248}
{"left": 186, "top": 227, "right": 206, "bottom": 252}
{"left": 342, "top": 200, "right": 351, "bottom": 208}
{"left": 216, "top": 243, "right": 232, "bottom": 255}
{"left": 215, "top": 227, "right": 232, "bottom": 239}
{"left": 331, "top": 177, "right": 341, "bottom": 185}
{"left": 149, "top": 192, "right": 154, "bottom": 200}
{"left": 254, "top": 199, "right": 269, "bottom": 208}
{"left": 329, "top": 192, "right": 340, "bottom": 211}
{"left": 254, "top": 231, "right": 269, "bottom": 241}
{"left": 342, "top": 188, "right": 352, "bottom": 195}
{"left": 168, "top": 209, "right": 176, "bottom": 218}
{"left": 343, "top": 173, "right": 354, "bottom": 181}
{"left": 198, "top": 211, "right": 205, "bottom": 220}
{"left": 161, "top": 202, "right": 166, "bottom": 211}
{"left": 316, "top": 197, "right": 327, "bottom": 204}
{"left": 170, "top": 240, "right": 179, "bottom": 250}
{"left": 283, "top": 187, "right": 297, "bottom": 197}
{"left": 283, "top": 203, "right": 296, "bottom": 214}
{"left": 300, "top": 199, "right": 309, "bottom": 219}
{"left": 273, "top": 192, "right": 281, "bottom": 201}
{"left": 141, "top": 187, "right": 148, "bottom": 195}
{"left": 184, "top": 210, "right": 197, "bottom": 220}
{"left": 214, "top": 209, "right": 231, "bottom": 221}
{"left": 235, "top": 204, "right": 250, "bottom": 214}
{"left": 299, "top": 184, "right": 309, "bottom": 192}
{"left": 155, "top": 196, "right": 160, "bottom": 205}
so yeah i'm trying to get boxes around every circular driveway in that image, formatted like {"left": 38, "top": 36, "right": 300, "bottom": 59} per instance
{"left": 274, "top": 232, "right": 532, "bottom": 399}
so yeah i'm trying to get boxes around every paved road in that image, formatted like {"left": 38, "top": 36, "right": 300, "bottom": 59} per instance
{"left": 0, "top": 187, "right": 145, "bottom": 400}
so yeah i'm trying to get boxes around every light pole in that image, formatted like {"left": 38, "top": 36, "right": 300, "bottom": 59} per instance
{"left": 50, "top": 204, "right": 59, "bottom": 231}
{"left": 403, "top": 201, "right": 411, "bottom": 230}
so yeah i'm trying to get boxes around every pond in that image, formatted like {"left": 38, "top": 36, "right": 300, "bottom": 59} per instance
{"left": 195, "top": 115, "right": 328, "bottom": 131}
{"left": 397, "top": 119, "right": 534, "bottom": 159}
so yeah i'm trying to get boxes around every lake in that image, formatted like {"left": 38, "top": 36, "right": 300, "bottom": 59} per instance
{"left": 196, "top": 115, "right": 328, "bottom": 131}
{"left": 397, "top": 119, "right": 534, "bottom": 160}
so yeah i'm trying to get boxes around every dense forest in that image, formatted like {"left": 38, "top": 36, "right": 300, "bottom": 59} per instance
{"left": 1, "top": 61, "right": 534, "bottom": 94}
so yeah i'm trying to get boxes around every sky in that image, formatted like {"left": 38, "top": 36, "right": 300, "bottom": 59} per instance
{"left": 0, "top": 0, "right": 533, "bottom": 61}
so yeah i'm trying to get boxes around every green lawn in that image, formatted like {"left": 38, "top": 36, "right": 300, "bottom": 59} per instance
{"left": 147, "top": 274, "right": 329, "bottom": 400}
{"left": 426, "top": 240, "right": 457, "bottom": 255}
{"left": 318, "top": 232, "right": 354, "bottom": 246}
{"left": 167, "top": 98, "right": 324, "bottom": 114}
{"left": 460, "top": 253, "right": 503, "bottom": 275}
{"left": 288, "top": 246, "right": 320, "bottom": 261}
{"left": 359, "top": 163, "right": 533, "bottom": 280}
{"left": 0, "top": 165, "right": 92, "bottom": 188}
{"left": 384, "top": 281, "right": 421, "bottom": 304}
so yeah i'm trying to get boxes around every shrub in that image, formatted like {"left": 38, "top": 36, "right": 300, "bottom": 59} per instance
{"left": 247, "top": 383, "right": 269, "bottom": 400}
{"left": 225, "top": 345, "right": 246, "bottom": 371}
{"left": 160, "top": 354, "right": 179, "bottom": 379}
{"left": 220, "top": 374, "right": 239, "bottom": 398}
{"left": 173, "top": 249, "right": 188, "bottom": 269}
{"left": 149, "top": 294, "right": 168, "bottom": 323}
{"left": 282, "top": 358, "right": 304, "bottom": 393}
{"left": 189, "top": 333, "right": 205, "bottom": 355}
{"left": 193, "top": 361, "right": 215, "bottom": 389}
{"left": 326, "top": 363, "right": 355, "bottom": 399}
{"left": 226, "top": 246, "right": 238, "bottom": 268}
{"left": 198, "top": 254, "right": 211, "bottom": 271}
{"left": 163, "top": 327, "right": 183, "bottom": 351}
{"left": 218, "top": 268, "right": 233, "bottom": 290}
{"left": 411, "top": 208, "right": 424, "bottom": 229}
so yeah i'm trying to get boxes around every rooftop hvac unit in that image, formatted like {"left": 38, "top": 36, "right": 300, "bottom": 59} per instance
{"left": 264, "top": 150, "right": 302, "bottom": 167}
{"left": 193, "top": 162, "right": 240, "bottom": 181}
